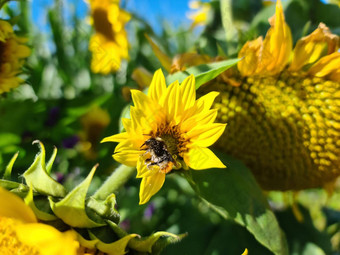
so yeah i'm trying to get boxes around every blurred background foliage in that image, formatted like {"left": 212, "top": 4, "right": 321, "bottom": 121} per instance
{"left": 0, "top": 0, "right": 340, "bottom": 254}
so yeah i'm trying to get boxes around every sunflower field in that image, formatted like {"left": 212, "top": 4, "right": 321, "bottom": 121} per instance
{"left": 0, "top": 0, "right": 340, "bottom": 254}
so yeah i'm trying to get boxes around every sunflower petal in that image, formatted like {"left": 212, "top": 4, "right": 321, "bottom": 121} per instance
{"left": 308, "top": 52, "right": 340, "bottom": 78}
{"left": 113, "top": 150, "right": 140, "bottom": 166}
{"left": 196, "top": 91, "right": 220, "bottom": 111}
{"left": 187, "top": 123, "right": 227, "bottom": 147}
{"left": 185, "top": 147, "right": 226, "bottom": 170}
{"left": 101, "top": 132, "right": 129, "bottom": 143}
{"left": 0, "top": 187, "right": 37, "bottom": 223}
{"left": 290, "top": 23, "right": 339, "bottom": 71}
{"left": 148, "top": 69, "right": 167, "bottom": 102}
{"left": 15, "top": 224, "right": 79, "bottom": 255}
{"left": 139, "top": 172, "right": 166, "bottom": 204}
{"left": 180, "top": 74, "right": 196, "bottom": 110}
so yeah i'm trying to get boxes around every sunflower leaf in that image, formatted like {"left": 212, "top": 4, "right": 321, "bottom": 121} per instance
{"left": 166, "top": 58, "right": 240, "bottom": 89}
{"left": 184, "top": 152, "right": 289, "bottom": 255}
{"left": 23, "top": 141, "right": 66, "bottom": 197}
{"left": 49, "top": 164, "right": 105, "bottom": 228}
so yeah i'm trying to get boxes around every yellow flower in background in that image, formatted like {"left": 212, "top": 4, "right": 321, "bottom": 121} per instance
{"left": 79, "top": 105, "right": 111, "bottom": 160}
{"left": 0, "top": 187, "right": 79, "bottom": 255}
{"left": 187, "top": 0, "right": 211, "bottom": 29}
{"left": 102, "top": 69, "right": 226, "bottom": 204}
{"left": 88, "top": 0, "right": 130, "bottom": 74}
{"left": 200, "top": 0, "right": 340, "bottom": 191}
{"left": 0, "top": 20, "right": 30, "bottom": 94}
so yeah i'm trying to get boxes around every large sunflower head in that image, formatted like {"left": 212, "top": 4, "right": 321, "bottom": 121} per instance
{"left": 199, "top": 0, "right": 340, "bottom": 190}
{"left": 88, "top": 0, "right": 130, "bottom": 74}
{"left": 0, "top": 20, "right": 30, "bottom": 94}
{"left": 0, "top": 187, "right": 79, "bottom": 255}
{"left": 102, "top": 69, "right": 226, "bottom": 204}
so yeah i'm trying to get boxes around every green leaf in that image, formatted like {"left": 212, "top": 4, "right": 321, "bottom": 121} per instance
{"left": 3, "top": 151, "right": 19, "bottom": 180}
{"left": 184, "top": 152, "right": 288, "bottom": 255}
{"left": 23, "top": 141, "right": 66, "bottom": 197}
{"left": 24, "top": 187, "right": 57, "bottom": 221}
{"left": 0, "top": 133, "right": 20, "bottom": 148}
{"left": 49, "top": 164, "right": 105, "bottom": 228}
{"left": 166, "top": 59, "right": 240, "bottom": 90}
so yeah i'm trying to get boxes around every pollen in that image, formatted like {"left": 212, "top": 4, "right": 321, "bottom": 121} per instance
{"left": 152, "top": 123, "right": 189, "bottom": 157}
{"left": 0, "top": 217, "right": 40, "bottom": 255}
{"left": 201, "top": 71, "right": 340, "bottom": 190}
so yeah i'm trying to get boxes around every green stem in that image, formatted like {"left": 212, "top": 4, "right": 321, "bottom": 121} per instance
{"left": 93, "top": 164, "right": 136, "bottom": 200}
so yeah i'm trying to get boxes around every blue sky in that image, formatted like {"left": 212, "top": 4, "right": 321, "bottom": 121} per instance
{"left": 28, "top": 0, "right": 194, "bottom": 34}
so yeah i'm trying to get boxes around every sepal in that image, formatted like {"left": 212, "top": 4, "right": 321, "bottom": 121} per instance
{"left": 49, "top": 164, "right": 105, "bottom": 228}
{"left": 87, "top": 194, "right": 120, "bottom": 224}
{"left": 23, "top": 141, "right": 66, "bottom": 197}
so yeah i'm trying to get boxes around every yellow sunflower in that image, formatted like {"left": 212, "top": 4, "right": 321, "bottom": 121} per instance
{"left": 102, "top": 69, "right": 226, "bottom": 204}
{"left": 199, "top": 0, "right": 340, "bottom": 190}
{"left": 0, "top": 187, "right": 79, "bottom": 255}
{"left": 187, "top": 0, "right": 211, "bottom": 29}
{"left": 88, "top": 0, "right": 130, "bottom": 74}
{"left": 0, "top": 20, "right": 30, "bottom": 94}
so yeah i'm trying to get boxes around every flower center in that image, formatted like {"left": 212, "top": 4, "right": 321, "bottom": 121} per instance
{"left": 92, "top": 8, "right": 114, "bottom": 41}
{"left": 0, "top": 217, "right": 40, "bottom": 255}
{"left": 153, "top": 123, "right": 188, "bottom": 158}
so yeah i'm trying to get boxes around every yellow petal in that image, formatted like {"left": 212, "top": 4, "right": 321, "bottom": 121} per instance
{"left": 15, "top": 224, "right": 79, "bottom": 255}
{"left": 0, "top": 187, "right": 37, "bottom": 223}
{"left": 180, "top": 74, "right": 196, "bottom": 110}
{"left": 196, "top": 91, "right": 220, "bottom": 111}
{"left": 132, "top": 67, "right": 153, "bottom": 89}
{"left": 145, "top": 34, "right": 172, "bottom": 72}
{"left": 290, "top": 23, "right": 339, "bottom": 71}
{"left": 163, "top": 80, "right": 181, "bottom": 123}
{"left": 139, "top": 171, "right": 166, "bottom": 204}
{"left": 238, "top": 37, "right": 263, "bottom": 76}
{"left": 113, "top": 149, "right": 141, "bottom": 166}
{"left": 259, "top": 0, "right": 292, "bottom": 75}
{"left": 170, "top": 52, "right": 211, "bottom": 73}
{"left": 181, "top": 109, "right": 218, "bottom": 132}
{"left": 131, "top": 90, "right": 164, "bottom": 123}
{"left": 308, "top": 52, "right": 340, "bottom": 78}
{"left": 101, "top": 132, "right": 129, "bottom": 143}
{"left": 187, "top": 123, "right": 227, "bottom": 147}
{"left": 148, "top": 69, "right": 167, "bottom": 102}
{"left": 136, "top": 156, "right": 159, "bottom": 178}
{"left": 185, "top": 147, "right": 226, "bottom": 170}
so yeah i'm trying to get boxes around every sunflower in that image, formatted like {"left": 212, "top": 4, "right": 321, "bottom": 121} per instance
{"left": 187, "top": 0, "right": 211, "bottom": 29}
{"left": 0, "top": 187, "right": 79, "bottom": 255}
{"left": 198, "top": 0, "right": 340, "bottom": 190}
{"left": 102, "top": 69, "right": 226, "bottom": 204}
{"left": 0, "top": 20, "right": 30, "bottom": 94}
{"left": 88, "top": 0, "right": 130, "bottom": 74}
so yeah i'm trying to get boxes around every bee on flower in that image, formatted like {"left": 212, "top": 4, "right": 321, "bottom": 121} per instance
{"left": 102, "top": 69, "right": 226, "bottom": 204}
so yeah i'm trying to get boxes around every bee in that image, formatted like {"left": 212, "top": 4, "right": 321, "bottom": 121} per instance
{"left": 141, "top": 137, "right": 174, "bottom": 172}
